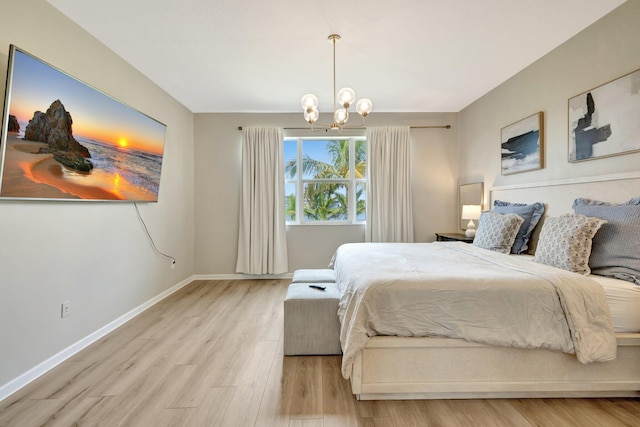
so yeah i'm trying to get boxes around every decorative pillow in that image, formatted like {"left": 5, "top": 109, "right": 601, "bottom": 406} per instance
{"left": 473, "top": 211, "right": 524, "bottom": 254}
{"left": 493, "top": 200, "right": 545, "bottom": 254}
{"left": 572, "top": 198, "right": 640, "bottom": 284}
{"left": 534, "top": 214, "right": 607, "bottom": 275}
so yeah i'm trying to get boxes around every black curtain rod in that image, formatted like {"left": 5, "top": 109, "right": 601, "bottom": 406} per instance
{"left": 237, "top": 125, "right": 451, "bottom": 131}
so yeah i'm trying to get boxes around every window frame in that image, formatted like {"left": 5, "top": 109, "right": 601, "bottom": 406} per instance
{"left": 284, "top": 136, "right": 366, "bottom": 226}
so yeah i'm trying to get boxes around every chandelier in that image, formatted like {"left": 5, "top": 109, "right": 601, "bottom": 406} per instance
{"left": 300, "top": 34, "right": 373, "bottom": 131}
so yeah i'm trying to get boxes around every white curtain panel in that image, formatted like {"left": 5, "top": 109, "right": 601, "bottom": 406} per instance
{"left": 236, "top": 127, "right": 289, "bottom": 274}
{"left": 365, "top": 126, "right": 414, "bottom": 243}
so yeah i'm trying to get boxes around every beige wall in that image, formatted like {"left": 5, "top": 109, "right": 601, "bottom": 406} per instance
{"left": 458, "top": 1, "right": 640, "bottom": 200}
{"left": 194, "top": 112, "right": 458, "bottom": 273}
{"left": 0, "top": 0, "right": 195, "bottom": 388}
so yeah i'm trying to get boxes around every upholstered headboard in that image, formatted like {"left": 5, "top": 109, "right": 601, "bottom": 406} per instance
{"left": 489, "top": 172, "right": 640, "bottom": 254}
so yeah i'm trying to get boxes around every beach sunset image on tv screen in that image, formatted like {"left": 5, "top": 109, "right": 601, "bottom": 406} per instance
{"left": 0, "top": 45, "right": 167, "bottom": 202}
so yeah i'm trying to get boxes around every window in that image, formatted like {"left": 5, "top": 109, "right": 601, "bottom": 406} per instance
{"left": 284, "top": 137, "right": 366, "bottom": 224}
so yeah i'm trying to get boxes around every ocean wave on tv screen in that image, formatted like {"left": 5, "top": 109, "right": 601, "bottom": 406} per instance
{"left": 78, "top": 137, "right": 163, "bottom": 195}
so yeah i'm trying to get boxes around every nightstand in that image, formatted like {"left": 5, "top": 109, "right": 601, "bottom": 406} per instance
{"left": 435, "top": 233, "right": 474, "bottom": 243}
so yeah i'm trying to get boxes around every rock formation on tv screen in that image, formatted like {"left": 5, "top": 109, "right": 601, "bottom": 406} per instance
{"left": 25, "top": 99, "right": 93, "bottom": 171}
{"left": 7, "top": 114, "right": 19, "bottom": 132}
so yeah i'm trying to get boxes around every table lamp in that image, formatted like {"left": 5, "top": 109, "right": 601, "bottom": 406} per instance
{"left": 462, "top": 204, "right": 482, "bottom": 238}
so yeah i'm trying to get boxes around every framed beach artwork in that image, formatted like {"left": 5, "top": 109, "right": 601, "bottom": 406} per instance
{"left": 501, "top": 112, "right": 544, "bottom": 175}
{"left": 0, "top": 45, "right": 167, "bottom": 202}
{"left": 568, "top": 68, "right": 640, "bottom": 162}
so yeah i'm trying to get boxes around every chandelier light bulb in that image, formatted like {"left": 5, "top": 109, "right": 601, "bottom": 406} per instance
{"left": 337, "top": 87, "right": 356, "bottom": 108}
{"left": 304, "top": 107, "right": 319, "bottom": 124}
{"left": 356, "top": 98, "right": 373, "bottom": 117}
{"left": 334, "top": 108, "right": 349, "bottom": 125}
{"left": 301, "top": 94, "right": 318, "bottom": 112}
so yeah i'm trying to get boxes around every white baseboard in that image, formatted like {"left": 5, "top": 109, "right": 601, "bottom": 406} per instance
{"left": 192, "top": 273, "right": 293, "bottom": 281}
{"left": 0, "top": 275, "right": 195, "bottom": 402}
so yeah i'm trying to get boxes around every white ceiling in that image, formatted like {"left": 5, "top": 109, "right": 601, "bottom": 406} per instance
{"left": 46, "top": 0, "right": 626, "bottom": 114}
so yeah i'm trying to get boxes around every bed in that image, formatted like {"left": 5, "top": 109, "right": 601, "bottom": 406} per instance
{"left": 334, "top": 172, "right": 640, "bottom": 400}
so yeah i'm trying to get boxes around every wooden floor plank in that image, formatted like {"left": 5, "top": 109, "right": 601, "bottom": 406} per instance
{"left": 116, "top": 364, "right": 199, "bottom": 426}
{"left": 66, "top": 310, "right": 161, "bottom": 364}
{"left": 38, "top": 396, "right": 107, "bottom": 427}
{"left": 73, "top": 357, "right": 172, "bottom": 424}
{"left": 15, "top": 360, "right": 95, "bottom": 401}
{"left": 602, "top": 399, "right": 640, "bottom": 425}
{"left": 255, "top": 352, "right": 298, "bottom": 427}
{"left": 543, "top": 398, "right": 637, "bottom": 427}
{"left": 178, "top": 386, "right": 236, "bottom": 427}
{"left": 289, "top": 419, "right": 323, "bottom": 427}
{"left": 87, "top": 337, "right": 165, "bottom": 397}
{"left": 0, "top": 398, "right": 60, "bottom": 427}
{"left": 147, "top": 408, "right": 195, "bottom": 427}
{"left": 443, "top": 399, "right": 532, "bottom": 427}
{"left": 220, "top": 339, "right": 279, "bottom": 427}
{"left": 353, "top": 399, "right": 389, "bottom": 419}
{"left": 420, "top": 400, "right": 467, "bottom": 427}
{"left": 290, "top": 356, "right": 323, "bottom": 419}
{"left": 321, "top": 356, "right": 359, "bottom": 427}
{"left": 485, "top": 399, "right": 535, "bottom": 427}
{"left": 1, "top": 278, "right": 639, "bottom": 427}
{"left": 383, "top": 399, "right": 433, "bottom": 427}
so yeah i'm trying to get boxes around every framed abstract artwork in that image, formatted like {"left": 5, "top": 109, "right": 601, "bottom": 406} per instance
{"left": 501, "top": 112, "right": 544, "bottom": 175}
{"left": 568, "top": 68, "right": 640, "bottom": 162}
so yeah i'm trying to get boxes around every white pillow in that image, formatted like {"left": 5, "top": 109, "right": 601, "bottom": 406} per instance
{"left": 473, "top": 211, "right": 524, "bottom": 254}
{"left": 534, "top": 213, "right": 607, "bottom": 274}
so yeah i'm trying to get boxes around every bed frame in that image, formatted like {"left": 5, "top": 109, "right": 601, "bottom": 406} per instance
{"left": 348, "top": 172, "right": 640, "bottom": 400}
{"left": 351, "top": 335, "right": 640, "bottom": 400}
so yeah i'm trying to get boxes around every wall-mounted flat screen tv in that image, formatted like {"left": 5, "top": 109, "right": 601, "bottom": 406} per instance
{"left": 0, "top": 45, "right": 167, "bottom": 202}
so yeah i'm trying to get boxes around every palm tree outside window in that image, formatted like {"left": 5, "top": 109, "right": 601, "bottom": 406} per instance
{"left": 284, "top": 137, "right": 366, "bottom": 224}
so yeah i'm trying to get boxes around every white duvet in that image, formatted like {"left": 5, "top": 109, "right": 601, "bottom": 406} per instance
{"left": 333, "top": 242, "right": 617, "bottom": 379}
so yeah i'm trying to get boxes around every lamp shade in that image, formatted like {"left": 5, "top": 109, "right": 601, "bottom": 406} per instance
{"left": 461, "top": 204, "right": 482, "bottom": 220}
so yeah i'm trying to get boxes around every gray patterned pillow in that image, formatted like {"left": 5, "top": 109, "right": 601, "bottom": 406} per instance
{"left": 534, "top": 214, "right": 607, "bottom": 274}
{"left": 473, "top": 211, "right": 524, "bottom": 254}
{"left": 493, "top": 200, "right": 545, "bottom": 254}
{"left": 572, "top": 198, "right": 640, "bottom": 284}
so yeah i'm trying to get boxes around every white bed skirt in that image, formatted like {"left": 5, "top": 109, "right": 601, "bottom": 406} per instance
{"left": 349, "top": 334, "right": 640, "bottom": 400}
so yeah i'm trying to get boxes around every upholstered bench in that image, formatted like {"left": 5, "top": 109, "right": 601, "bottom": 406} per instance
{"left": 291, "top": 268, "right": 336, "bottom": 284}
{"left": 283, "top": 282, "right": 342, "bottom": 356}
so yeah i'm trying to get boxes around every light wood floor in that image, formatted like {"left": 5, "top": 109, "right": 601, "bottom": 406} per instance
{"left": 1, "top": 279, "right": 639, "bottom": 427}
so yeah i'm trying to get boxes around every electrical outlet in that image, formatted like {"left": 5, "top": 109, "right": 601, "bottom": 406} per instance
{"left": 171, "top": 259, "right": 176, "bottom": 269}
{"left": 61, "top": 301, "right": 71, "bottom": 318}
